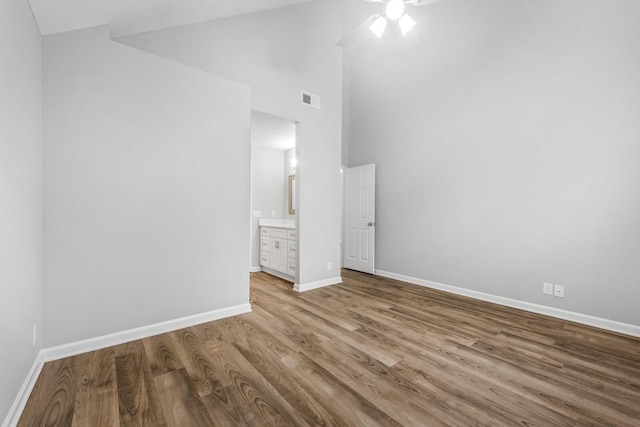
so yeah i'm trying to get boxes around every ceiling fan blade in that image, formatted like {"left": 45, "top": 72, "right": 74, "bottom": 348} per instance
{"left": 406, "top": 0, "right": 448, "bottom": 6}
{"left": 336, "top": 14, "right": 380, "bottom": 48}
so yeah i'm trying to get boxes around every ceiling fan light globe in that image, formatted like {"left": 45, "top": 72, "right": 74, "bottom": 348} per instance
{"left": 398, "top": 13, "right": 416, "bottom": 36}
{"left": 386, "top": 0, "right": 405, "bottom": 21}
{"left": 369, "top": 16, "right": 388, "bottom": 38}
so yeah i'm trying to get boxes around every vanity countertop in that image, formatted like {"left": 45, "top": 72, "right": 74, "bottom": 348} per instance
{"left": 259, "top": 219, "right": 295, "bottom": 230}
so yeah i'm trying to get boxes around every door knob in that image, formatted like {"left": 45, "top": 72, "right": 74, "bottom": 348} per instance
{"left": 368, "top": 222, "right": 375, "bottom": 226}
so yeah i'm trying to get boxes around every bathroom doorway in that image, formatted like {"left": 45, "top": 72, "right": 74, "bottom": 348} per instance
{"left": 249, "top": 110, "right": 297, "bottom": 283}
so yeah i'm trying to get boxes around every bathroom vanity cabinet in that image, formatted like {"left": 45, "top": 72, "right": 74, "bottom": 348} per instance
{"left": 260, "top": 225, "right": 296, "bottom": 281}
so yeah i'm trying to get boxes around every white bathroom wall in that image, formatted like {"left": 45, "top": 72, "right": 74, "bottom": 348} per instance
{"left": 120, "top": 0, "right": 344, "bottom": 287}
{"left": 250, "top": 147, "right": 285, "bottom": 269}
{"left": 0, "top": 0, "right": 42, "bottom": 419}
{"left": 42, "top": 25, "right": 251, "bottom": 347}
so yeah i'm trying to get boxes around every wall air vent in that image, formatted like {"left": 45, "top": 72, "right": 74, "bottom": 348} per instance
{"left": 301, "top": 91, "right": 320, "bottom": 109}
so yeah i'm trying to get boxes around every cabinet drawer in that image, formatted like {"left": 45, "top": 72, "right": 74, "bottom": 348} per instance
{"left": 288, "top": 230, "right": 296, "bottom": 240}
{"left": 288, "top": 261, "right": 296, "bottom": 277}
{"left": 260, "top": 250, "right": 269, "bottom": 266}
{"left": 260, "top": 236, "right": 270, "bottom": 251}
{"left": 260, "top": 227, "right": 270, "bottom": 237}
{"left": 288, "top": 241, "right": 296, "bottom": 259}
{"left": 270, "top": 228, "right": 288, "bottom": 239}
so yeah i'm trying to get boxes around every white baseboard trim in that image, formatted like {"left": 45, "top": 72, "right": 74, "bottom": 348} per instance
{"left": 2, "top": 352, "right": 45, "bottom": 427}
{"left": 249, "top": 266, "right": 262, "bottom": 273}
{"left": 375, "top": 270, "right": 640, "bottom": 339}
{"left": 2, "top": 303, "right": 252, "bottom": 427}
{"left": 42, "top": 303, "right": 252, "bottom": 362}
{"left": 294, "top": 276, "right": 343, "bottom": 293}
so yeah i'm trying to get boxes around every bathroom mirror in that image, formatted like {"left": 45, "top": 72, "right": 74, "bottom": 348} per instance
{"left": 288, "top": 175, "right": 296, "bottom": 215}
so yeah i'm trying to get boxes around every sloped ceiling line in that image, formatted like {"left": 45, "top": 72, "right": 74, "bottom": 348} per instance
{"left": 28, "top": 0, "right": 313, "bottom": 37}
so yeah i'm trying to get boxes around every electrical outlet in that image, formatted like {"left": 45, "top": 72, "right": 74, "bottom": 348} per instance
{"left": 271, "top": 210, "right": 277, "bottom": 218}
{"left": 327, "top": 262, "right": 332, "bottom": 270}
{"left": 32, "top": 324, "right": 38, "bottom": 347}
{"left": 554, "top": 284, "right": 565, "bottom": 298}
{"left": 252, "top": 210, "right": 262, "bottom": 218}
{"left": 543, "top": 283, "right": 553, "bottom": 295}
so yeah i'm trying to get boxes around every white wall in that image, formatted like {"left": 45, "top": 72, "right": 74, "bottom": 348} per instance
{"left": 42, "top": 25, "right": 251, "bottom": 347}
{"left": 120, "top": 0, "right": 344, "bottom": 287}
{"left": 0, "top": 0, "right": 42, "bottom": 420}
{"left": 346, "top": 0, "right": 640, "bottom": 325}
{"left": 250, "top": 147, "right": 285, "bottom": 269}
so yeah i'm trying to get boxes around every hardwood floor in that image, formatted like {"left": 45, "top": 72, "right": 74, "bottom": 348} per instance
{"left": 18, "top": 270, "right": 640, "bottom": 426}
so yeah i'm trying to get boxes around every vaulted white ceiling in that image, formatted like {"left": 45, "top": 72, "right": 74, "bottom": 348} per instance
{"left": 28, "top": 0, "right": 313, "bottom": 37}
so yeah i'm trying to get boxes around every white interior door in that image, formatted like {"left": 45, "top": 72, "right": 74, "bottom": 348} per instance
{"left": 343, "top": 163, "right": 375, "bottom": 274}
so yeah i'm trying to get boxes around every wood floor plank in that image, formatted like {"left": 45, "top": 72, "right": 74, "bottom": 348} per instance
{"left": 469, "top": 339, "right": 640, "bottom": 424}
{"left": 253, "top": 284, "right": 362, "bottom": 332}
{"left": 169, "top": 326, "right": 252, "bottom": 426}
{"left": 485, "top": 330, "right": 640, "bottom": 403}
{"left": 279, "top": 351, "right": 405, "bottom": 427}
{"left": 115, "top": 340, "right": 167, "bottom": 426}
{"left": 18, "top": 269, "right": 640, "bottom": 426}
{"left": 252, "top": 287, "right": 353, "bottom": 339}
{"left": 18, "top": 356, "right": 76, "bottom": 427}
{"left": 428, "top": 337, "right": 638, "bottom": 426}
{"left": 142, "top": 333, "right": 185, "bottom": 377}
{"left": 173, "top": 325, "right": 311, "bottom": 426}
{"left": 169, "top": 327, "right": 236, "bottom": 396}
{"left": 212, "top": 341, "right": 312, "bottom": 426}
{"left": 71, "top": 348, "right": 118, "bottom": 427}
{"left": 392, "top": 358, "right": 576, "bottom": 427}
{"left": 244, "top": 300, "right": 429, "bottom": 425}
{"left": 154, "top": 368, "right": 215, "bottom": 427}
{"left": 232, "top": 336, "right": 347, "bottom": 426}
{"left": 248, "top": 304, "right": 332, "bottom": 360}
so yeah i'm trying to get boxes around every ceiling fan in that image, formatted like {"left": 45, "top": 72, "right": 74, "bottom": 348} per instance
{"left": 337, "top": 0, "right": 447, "bottom": 47}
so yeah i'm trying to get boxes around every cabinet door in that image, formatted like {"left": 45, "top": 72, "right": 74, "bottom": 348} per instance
{"left": 269, "top": 237, "right": 289, "bottom": 273}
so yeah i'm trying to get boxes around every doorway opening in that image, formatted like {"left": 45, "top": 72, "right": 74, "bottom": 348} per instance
{"left": 249, "top": 110, "right": 298, "bottom": 284}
